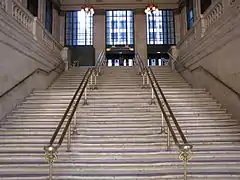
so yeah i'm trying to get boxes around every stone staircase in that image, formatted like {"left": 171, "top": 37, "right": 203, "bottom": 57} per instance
{"left": 0, "top": 67, "right": 89, "bottom": 179}
{"left": 151, "top": 66, "right": 240, "bottom": 179}
{"left": 0, "top": 66, "right": 239, "bottom": 179}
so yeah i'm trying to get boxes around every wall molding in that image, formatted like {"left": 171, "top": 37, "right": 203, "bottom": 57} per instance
{"left": 178, "top": 7, "right": 240, "bottom": 68}
{"left": 0, "top": 8, "right": 63, "bottom": 70}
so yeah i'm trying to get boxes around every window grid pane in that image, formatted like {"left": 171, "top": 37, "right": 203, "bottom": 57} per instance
{"left": 106, "top": 10, "right": 134, "bottom": 46}
{"left": 45, "top": 0, "right": 52, "bottom": 33}
{"left": 146, "top": 10, "right": 175, "bottom": 45}
{"left": 65, "top": 11, "right": 94, "bottom": 46}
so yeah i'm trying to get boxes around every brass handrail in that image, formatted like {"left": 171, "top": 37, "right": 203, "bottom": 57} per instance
{"left": 57, "top": 68, "right": 94, "bottom": 146}
{"left": 47, "top": 51, "right": 105, "bottom": 147}
{"left": 0, "top": 62, "right": 64, "bottom": 99}
{"left": 135, "top": 52, "right": 192, "bottom": 180}
{"left": 48, "top": 68, "right": 91, "bottom": 145}
{"left": 148, "top": 67, "right": 189, "bottom": 145}
{"left": 44, "top": 51, "right": 105, "bottom": 180}
{"left": 146, "top": 68, "right": 179, "bottom": 144}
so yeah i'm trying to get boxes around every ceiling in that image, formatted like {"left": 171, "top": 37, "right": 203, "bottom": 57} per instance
{"left": 59, "top": 0, "right": 179, "bottom": 11}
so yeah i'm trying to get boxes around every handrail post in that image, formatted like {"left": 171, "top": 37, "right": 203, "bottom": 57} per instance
{"left": 149, "top": 79, "right": 155, "bottom": 105}
{"left": 90, "top": 74, "right": 93, "bottom": 85}
{"left": 90, "top": 73, "right": 95, "bottom": 90}
{"left": 44, "top": 146, "right": 58, "bottom": 180}
{"left": 142, "top": 72, "right": 145, "bottom": 88}
{"left": 167, "top": 127, "right": 170, "bottom": 150}
{"left": 73, "top": 110, "right": 77, "bottom": 135}
{"left": 160, "top": 110, "right": 167, "bottom": 134}
{"left": 179, "top": 145, "right": 192, "bottom": 180}
{"left": 83, "top": 84, "right": 88, "bottom": 105}
{"left": 94, "top": 72, "right": 97, "bottom": 89}
{"left": 67, "top": 124, "right": 71, "bottom": 152}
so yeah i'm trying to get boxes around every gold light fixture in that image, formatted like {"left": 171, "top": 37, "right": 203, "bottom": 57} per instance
{"left": 144, "top": 0, "right": 159, "bottom": 14}
{"left": 81, "top": 0, "right": 94, "bottom": 15}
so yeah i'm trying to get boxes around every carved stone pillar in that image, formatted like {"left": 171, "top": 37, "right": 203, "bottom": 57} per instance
{"left": 61, "top": 47, "right": 71, "bottom": 71}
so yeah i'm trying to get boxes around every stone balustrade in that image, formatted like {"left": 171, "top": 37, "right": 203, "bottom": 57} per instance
{"left": 0, "top": 0, "right": 63, "bottom": 53}
{"left": 178, "top": 0, "right": 240, "bottom": 57}
{"left": 12, "top": 0, "right": 34, "bottom": 33}
{"left": 203, "top": 0, "right": 224, "bottom": 32}
{"left": 0, "top": 0, "right": 6, "bottom": 11}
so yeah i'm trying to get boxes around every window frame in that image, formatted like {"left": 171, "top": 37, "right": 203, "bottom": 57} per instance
{"left": 65, "top": 11, "right": 94, "bottom": 46}
{"left": 105, "top": 9, "right": 135, "bottom": 47}
{"left": 45, "top": 0, "right": 53, "bottom": 33}
{"left": 186, "top": 0, "right": 194, "bottom": 29}
{"left": 146, "top": 9, "right": 176, "bottom": 45}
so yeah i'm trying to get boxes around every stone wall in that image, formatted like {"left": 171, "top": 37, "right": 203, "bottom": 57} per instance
{"left": 0, "top": 0, "right": 64, "bottom": 120}
{"left": 176, "top": 0, "right": 240, "bottom": 119}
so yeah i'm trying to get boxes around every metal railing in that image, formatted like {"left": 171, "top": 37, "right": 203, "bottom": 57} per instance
{"left": 0, "top": 62, "right": 65, "bottom": 100}
{"left": 43, "top": 51, "right": 105, "bottom": 180}
{"left": 135, "top": 52, "right": 193, "bottom": 180}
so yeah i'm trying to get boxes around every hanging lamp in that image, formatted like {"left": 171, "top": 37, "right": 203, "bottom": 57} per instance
{"left": 81, "top": 0, "right": 94, "bottom": 15}
{"left": 144, "top": 0, "right": 159, "bottom": 14}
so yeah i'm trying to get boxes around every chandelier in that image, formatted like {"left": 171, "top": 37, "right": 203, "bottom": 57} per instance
{"left": 144, "top": 0, "right": 159, "bottom": 14}
{"left": 81, "top": 0, "right": 94, "bottom": 15}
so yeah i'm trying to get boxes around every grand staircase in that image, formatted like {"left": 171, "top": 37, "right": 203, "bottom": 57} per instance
{"left": 0, "top": 65, "right": 239, "bottom": 179}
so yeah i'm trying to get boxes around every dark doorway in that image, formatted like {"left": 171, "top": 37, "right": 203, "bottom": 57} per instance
{"left": 106, "top": 46, "right": 135, "bottom": 67}
{"left": 69, "top": 46, "right": 95, "bottom": 66}
{"left": 148, "top": 52, "right": 169, "bottom": 66}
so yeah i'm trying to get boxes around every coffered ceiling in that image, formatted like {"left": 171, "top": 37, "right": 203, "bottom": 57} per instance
{"left": 59, "top": 0, "right": 179, "bottom": 11}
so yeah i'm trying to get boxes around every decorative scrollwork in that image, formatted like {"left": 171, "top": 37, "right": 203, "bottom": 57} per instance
{"left": 179, "top": 149, "right": 192, "bottom": 162}
{"left": 179, "top": 144, "right": 193, "bottom": 162}
{"left": 44, "top": 146, "right": 58, "bottom": 164}
{"left": 229, "top": 0, "right": 240, "bottom": 10}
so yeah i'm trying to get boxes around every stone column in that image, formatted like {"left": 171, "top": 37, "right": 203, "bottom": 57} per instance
{"left": 59, "top": 11, "right": 65, "bottom": 46}
{"left": 180, "top": 6, "right": 188, "bottom": 39}
{"left": 134, "top": 11, "right": 147, "bottom": 64}
{"left": 174, "top": 11, "right": 181, "bottom": 44}
{"left": 38, "top": 0, "right": 46, "bottom": 23}
{"left": 194, "top": 0, "right": 201, "bottom": 20}
{"left": 61, "top": 47, "right": 71, "bottom": 70}
{"left": 94, "top": 12, "right": 105, "bottom": 64}
{"left": 52, "top": 8, "right": 60, "bottom": 41}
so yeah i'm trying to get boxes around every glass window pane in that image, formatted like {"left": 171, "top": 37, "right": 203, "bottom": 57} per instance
{"left": 146, "top": 10, "right": 175, "bottom": 45}
{"left": 106, "top": 10, "right": 134, "bottom": 46}
{"left": 65, "top": 11, "right": 93, "bottom": 46}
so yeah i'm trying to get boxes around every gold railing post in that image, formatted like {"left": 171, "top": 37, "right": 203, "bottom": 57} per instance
{"left": 83, "top": 84, "right": 88, "bottom": 105}
{"left": 90, "top": 74, "right": 93, "bottom": 85}
{"left": 167, "top": 127, "right": 170, "bottom": 150}
{"left": 94, "top": 72, "right": 97, "bottom": 89}
{"left": 44, "top": 146, "right": 58, "bottom": 180}
{"left": 149, "top": 81, "right": 155, "bottom": 105}
{"left": 159, "top": 110, "right": 167, "bottom": 134}
{"left": 73, "top": 110, "right": 77, "bottom": 135}
{"left": 147, "top": 75, "right": 149, "bottom": 85}
{"left": 142, "top": 73, "right": 145, "bottom": 87}
{"left": 179, "top": 145, "right": 193, "bottom": 180}
{"left": 67, "top": 124, "right": 71, "bottom": 152}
